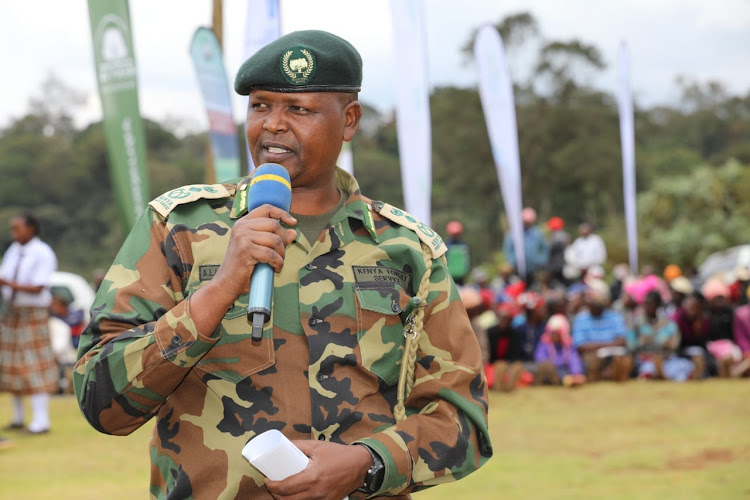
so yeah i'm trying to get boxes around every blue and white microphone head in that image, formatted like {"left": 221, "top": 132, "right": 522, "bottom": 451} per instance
{"left": 243, "top": 163, "right": 292, "bottom": 341}
{"left": 247, "top": 163, "right": 292, "bottom": 212}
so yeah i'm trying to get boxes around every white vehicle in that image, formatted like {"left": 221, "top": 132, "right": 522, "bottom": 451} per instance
{"left": 50, "top": 271, "right": 96, "bottom": 324}
{"left": 698, "top": 244, "right": 750, "bottom": 285}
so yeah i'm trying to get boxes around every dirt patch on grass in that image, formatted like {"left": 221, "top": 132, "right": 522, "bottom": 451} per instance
{"left": 666, "top": 448, "right": 736, "bottom": 470}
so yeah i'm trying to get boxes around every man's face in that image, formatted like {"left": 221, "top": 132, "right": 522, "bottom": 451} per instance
{"left": 10, "top": 217, "right": 33, "bottom": 244}
{"left": 643, "top": 296, "right": 658, "bottom": 316}
{"left": 585, "top": 295, "right": 605, "bottom": 316}
{"left": 684, "top": 297, "right": 700, "bottom": 318}
{"left": 245, "top": 90, "right": 360, "bottom": 188}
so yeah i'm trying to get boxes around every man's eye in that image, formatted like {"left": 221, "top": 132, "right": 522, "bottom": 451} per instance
{"left": 251, "top": 103, "right": 268, "bottom": 109}
{"left": 291, "top": 106, "right": 308, "bottom": 112}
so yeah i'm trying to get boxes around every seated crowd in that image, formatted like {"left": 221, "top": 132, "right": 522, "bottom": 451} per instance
{"left": 460, "top": 261, "right": 750, "bottom": 391}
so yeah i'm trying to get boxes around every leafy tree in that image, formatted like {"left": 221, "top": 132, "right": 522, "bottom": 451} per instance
{"left": 428, "top": 87, "right": 503, "bottom": 264}
{"left": 0, "top": 76, "right": 213, "bottom": 276}
{"left": 637, "top": 160, "right": 750, "bottom": 270}
{"left": 460, "top": 11, "right": 540, "bottom": 62}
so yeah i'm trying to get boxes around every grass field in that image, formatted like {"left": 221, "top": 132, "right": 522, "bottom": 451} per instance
{"left": 1, "top": 380, "right": 749, "bottom": 499}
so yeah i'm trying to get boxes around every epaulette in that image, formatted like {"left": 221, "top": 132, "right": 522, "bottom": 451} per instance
{"left": 371, "top": 200, "right": 447, "bottom": 259}
{"left": 148, "top": 184, "right": 235, "bottom": 218}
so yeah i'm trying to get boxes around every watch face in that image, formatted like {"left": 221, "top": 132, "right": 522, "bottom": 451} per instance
{"left": 359, "top": 463, "right": 384, "bottom": 493}
{"left": 356, "top": 444, "right": 385, "bottom": 493}
{"left": 369, "top": 462, "right": 385, "bottom": 492}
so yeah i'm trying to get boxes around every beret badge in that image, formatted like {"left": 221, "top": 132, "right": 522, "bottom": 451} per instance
{"left": 281, "top": 46, "right": 316, "bottom": 85}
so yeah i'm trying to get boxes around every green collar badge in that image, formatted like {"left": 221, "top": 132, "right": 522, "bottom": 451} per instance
{"left": 280, "top": 46, "right": 316, "bottom": 85}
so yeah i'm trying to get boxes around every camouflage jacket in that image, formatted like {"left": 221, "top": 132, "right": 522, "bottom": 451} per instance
{"left": 74, "top": 168, "right": 492, "bottom": 499}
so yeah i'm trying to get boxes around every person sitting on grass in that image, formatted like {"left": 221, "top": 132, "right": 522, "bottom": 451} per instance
{"left": 626, "top": 291, "right": 695, "bottom": 381}
{"left": 674, "top": 293, "right": 711, "bottom": 378}
{"left": 487, "top": 302, "right": 524, "bottom": 392}
{"left": 459, "top": 287, "right": 491, "bottom": 369}
{"left": 534, "top": 313, "right": 585, "bottom": 386}
{"left": 702, "top": 277, "right": 736, "bottom": 377}
{"left": 507, "top": 292, "right": 548, "bottom": 386}
{"left": 730, "top": 290, "right": 750, "bottom": 377}
{"left": 572, "top": 280, "right": 632, "bottom": 382}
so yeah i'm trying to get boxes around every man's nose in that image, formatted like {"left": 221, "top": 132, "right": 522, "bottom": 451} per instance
{"left": 263, "top": 108, "right": 287, "bottom": 133}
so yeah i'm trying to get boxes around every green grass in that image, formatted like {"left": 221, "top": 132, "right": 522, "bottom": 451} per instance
{"left": 1, "top": 380, "right": 749, "bottom": 499}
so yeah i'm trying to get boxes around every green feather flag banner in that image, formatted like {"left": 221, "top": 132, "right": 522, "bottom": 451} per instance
{"left": 87, "top": 0, "right": 150, "bottom": 232}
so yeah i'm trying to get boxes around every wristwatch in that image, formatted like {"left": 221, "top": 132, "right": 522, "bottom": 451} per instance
{"left": 356, "top": 444, "right": 385, "bottom": 494}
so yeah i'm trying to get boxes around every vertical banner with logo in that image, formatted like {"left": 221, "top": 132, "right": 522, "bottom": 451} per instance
{"left": 390, "top": 0, "right": 432, "bottom": 226}
{"left": 87, "top": 0, "right": 149, "bottom": 233}
{"left": 617, "top": 42, "right": 638, "bottom": 274}
{"left": 474, "top": 25, "right": 526, "bottom": 278}
{"left": 240, "top": 0, "right": 281, "bottom": 173}
{"left": 190, "top": 27, "right": 241, "bottom": 182}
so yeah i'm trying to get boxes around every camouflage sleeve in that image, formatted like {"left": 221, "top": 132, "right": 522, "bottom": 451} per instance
{"left": 73, "top": 209, "right": 220, "bottom": 435}
{"left": 354, "top": 254, "right": 493, "bottom": 495}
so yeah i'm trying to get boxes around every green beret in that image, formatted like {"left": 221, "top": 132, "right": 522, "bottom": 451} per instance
{"left": 235, "top": 30, "right": 362, "bottom": 95}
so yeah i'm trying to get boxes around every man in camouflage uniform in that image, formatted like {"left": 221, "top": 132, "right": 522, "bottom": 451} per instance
{"left": 75, "top": 30, "right": 491, "bottom": 499}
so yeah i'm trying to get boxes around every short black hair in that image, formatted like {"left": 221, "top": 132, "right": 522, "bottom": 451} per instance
{"left": 644, "top": 290, "right": 662, "bottom": 307}
{"left": 18, "top": 213, "right": 40, "bottom": 236}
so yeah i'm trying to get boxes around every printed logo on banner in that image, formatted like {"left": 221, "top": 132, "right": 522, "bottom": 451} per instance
{"left": 94, "top": 14, "right": 137, "bottom": 94}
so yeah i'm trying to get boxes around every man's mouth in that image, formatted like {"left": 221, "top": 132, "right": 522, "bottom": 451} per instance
{"left": 264, "top": 144, "right": 292, "bottom": 154}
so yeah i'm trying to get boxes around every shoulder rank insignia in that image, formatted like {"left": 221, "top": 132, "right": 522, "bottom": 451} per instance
{"left": 372, "top": 201, "right": 447, "bottom": 259}
{"left": 149, "top": 184, "right": 234, "bottom": 218}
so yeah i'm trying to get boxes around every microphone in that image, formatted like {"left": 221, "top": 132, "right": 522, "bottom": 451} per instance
{"left": 243, "top": 163, "right": 292, "bottom": 341}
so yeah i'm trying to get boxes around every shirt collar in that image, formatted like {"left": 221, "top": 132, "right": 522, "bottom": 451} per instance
{"left": 230, "top": 167, "right": 379, "bottom": 242}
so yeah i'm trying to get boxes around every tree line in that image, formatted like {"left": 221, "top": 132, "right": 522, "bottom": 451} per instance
{"left": 1, "top": 12, "right": 749, "bottom": 281}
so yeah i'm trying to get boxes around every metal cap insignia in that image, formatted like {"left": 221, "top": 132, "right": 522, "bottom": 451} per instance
{"left": 280, "top": 46, "right": 316, "bottom": 85}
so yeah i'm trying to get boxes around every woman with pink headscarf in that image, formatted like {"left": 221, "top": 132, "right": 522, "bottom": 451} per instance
{"left": 534, "top": 313, "right": 586, "bottom": 386}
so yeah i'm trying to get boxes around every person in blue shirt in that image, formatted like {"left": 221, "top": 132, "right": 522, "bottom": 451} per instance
{"left": 502, "top": 207, "right": 549, "bottom": 287}
{"left": 510, "top": 292, "right": 547, "bottom": 365}
{"left": 572, "top": 279, "right": 632, "bottom": 382}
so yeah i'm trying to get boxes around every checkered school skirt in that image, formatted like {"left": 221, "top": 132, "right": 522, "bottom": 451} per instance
{"left": 0, "top": 306, "right": 58, "bottom": 395}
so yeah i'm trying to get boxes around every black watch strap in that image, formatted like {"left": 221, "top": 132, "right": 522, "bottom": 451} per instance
{"left": 356, "top": 444, "right": 385, "bottom": 494}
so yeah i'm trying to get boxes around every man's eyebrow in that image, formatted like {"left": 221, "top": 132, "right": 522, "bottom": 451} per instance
{"left": 250, "top": 94, "right": 315, "bottom": 106}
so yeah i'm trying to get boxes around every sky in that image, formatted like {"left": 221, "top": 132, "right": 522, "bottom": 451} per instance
{"left": 1, "top": 0, "right": 749, "bottom": 134}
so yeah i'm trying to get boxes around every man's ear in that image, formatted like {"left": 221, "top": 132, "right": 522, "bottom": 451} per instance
{"left": 343, "top": 101, "right": 362, "bottom": 142}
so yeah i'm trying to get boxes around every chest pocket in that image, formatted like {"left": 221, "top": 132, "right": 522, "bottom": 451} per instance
{"left": 192, "top": 292, "right": 275, "bottom": 384}
{"left": 355, "top": 284, "right": 412, "bottom": 385}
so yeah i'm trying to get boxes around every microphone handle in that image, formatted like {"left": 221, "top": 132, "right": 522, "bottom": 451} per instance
{"left": 248, "top": 263, "right": 273, "bottom": 341}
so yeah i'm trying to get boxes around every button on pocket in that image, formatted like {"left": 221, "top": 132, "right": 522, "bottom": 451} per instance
{"left": 355, "top": 286, "right": 411, "bottom": 385}
{"left": 193, "top": 293, "right": 275, "bottom": 383}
